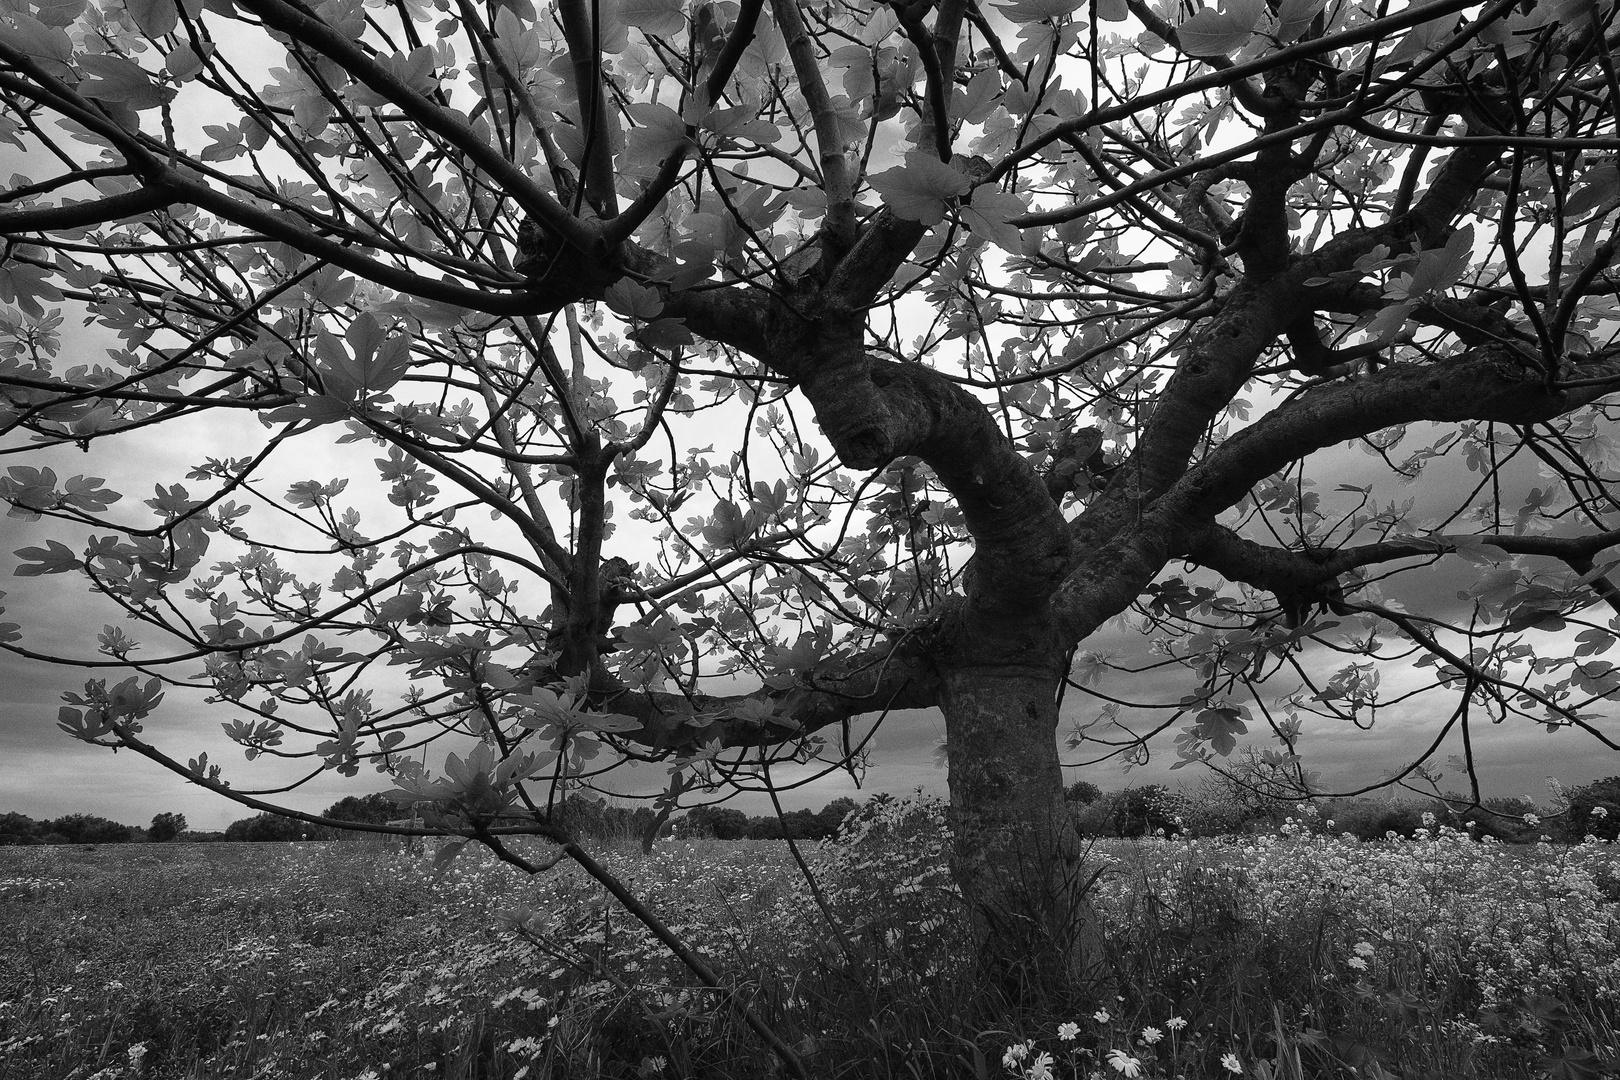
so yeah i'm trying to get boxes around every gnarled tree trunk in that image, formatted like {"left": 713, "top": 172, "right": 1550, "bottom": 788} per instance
{"left": 942, "top": 661, "right": 1101, "bottom": 987}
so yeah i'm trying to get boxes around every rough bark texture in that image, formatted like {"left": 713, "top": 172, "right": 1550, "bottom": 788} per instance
{"left": 942, "top": 663, "right": 1102, "bottom": 984}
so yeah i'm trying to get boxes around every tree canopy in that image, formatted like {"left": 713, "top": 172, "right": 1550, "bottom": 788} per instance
{"left": 3, "top": 0, "right": 1619, "bottom": 986}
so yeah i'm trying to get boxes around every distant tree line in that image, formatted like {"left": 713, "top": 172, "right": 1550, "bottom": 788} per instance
{"left": 1064, "top": 772, "right": 1620, "bottom": 844}
{"left": 219, "top": 792, "right": 676, "bottom": 843}
{"left": 0, "top": 811, "right": 187, "bottom": 846}
{"left": 5, "top": 775, "right": 1618, "bottom": 847}
{"left": 670, "top": 798, "right": 862, "bottom": 842}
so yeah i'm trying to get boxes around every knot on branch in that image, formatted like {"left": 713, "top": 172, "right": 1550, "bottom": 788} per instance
{"left": 800, "top": 350, "right": 905, "bottom": 469}
{"left": 1276, "top": 577, "right": 1346, "bottom": 629}
{"left": 515, "top": 217, "right": 622, "bottom": 306}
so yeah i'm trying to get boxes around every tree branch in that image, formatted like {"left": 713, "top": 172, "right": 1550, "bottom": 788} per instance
{"left": 770, "top": 0, "right": 857, "bottom": 255}
{"left": 1171, "top": 346, "right": 1620, "bottom": 523}
{"left": 1184, "top": 523, "right": 1620, "bottom": 618}
{"left": 606, "top": 635, "right": 942, "bottom": 751}
{"left": 0, "top": 186, "right": 180, "bottom": 234}
{"left": 1118, "top": 129, "right": 1503, "bottom": 502}
{"left": 704, "top": 0, "right": 766, "bottom": 106}
{"left": 555, "top": 0, "right": 621, "bottom": 217}
{"left": 235, "top": 0, "right": 595, "bottom": 254}
{"left": 993, "top": 0, "right": 1515, "bottom": 178}
{"left": 802, "top": 357, "right": 1072, "bottom": 620}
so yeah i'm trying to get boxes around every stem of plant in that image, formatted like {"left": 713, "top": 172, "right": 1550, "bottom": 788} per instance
{"left": 480, "top": 832, "right": 809, "bottom": 1080}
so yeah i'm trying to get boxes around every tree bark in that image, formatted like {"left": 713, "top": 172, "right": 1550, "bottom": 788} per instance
{"left": 941, "top": 661, "right": 1101, "bottom": 988}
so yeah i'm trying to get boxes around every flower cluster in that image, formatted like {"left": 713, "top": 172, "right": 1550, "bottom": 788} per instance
{"left": 1004, "top": 1017, "right": 1235, "bottom": 1080}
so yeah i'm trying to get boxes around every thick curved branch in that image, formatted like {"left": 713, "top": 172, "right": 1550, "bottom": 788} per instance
{"left": 1171, "top": 346, "right": 1620, "bottom": 522}
{"left": 822, "top": 209, "right": 929, "bottom": 309}
{"left": 606, "top": 637, "right": 942, "bottom": 751}
{"left": 1120, "top": 278, "right": 1306, "bottom": 499}
{"left": 0, "top": 186, "right": 180, "bottom": 234}
{"left": 798, "top": 356, "right": 1073, "bottom": 625}
{"left": 1048, "top": 348, "right": 1620, "bottom": 646}
{"left": 1181, "top": 526, "right": 1345, "bottom": 600}
{"left": 621, "top": 247, "right": 774, "bottom": 356}
{"left": 1119, "top": 135, "right": 1503, "bottom": 502}
{"left": 1185, "top": 523, "right": 1620, "bottom": 619}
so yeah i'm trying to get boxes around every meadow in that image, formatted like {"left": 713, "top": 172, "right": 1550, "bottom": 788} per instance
{"left": 3, "top": 798, "right": 1619, "bottom": 1080}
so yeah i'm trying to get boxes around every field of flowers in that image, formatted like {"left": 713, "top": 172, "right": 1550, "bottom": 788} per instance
{"left": 2, "top": 798, "right": 1618, "bottom": 1080}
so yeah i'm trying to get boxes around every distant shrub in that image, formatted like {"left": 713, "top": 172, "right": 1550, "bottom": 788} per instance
{"left": 1069, "top": 796, "right": 1116, "bottom": 837}
{"left": 0, "top": 811, "right": 42, "bottom": 846}
{"left": 1566, "top": 776, "right": 1620, "bottom": 842}
{"left": 673, "top": 804, "right": 751, "bottom": 840}
{"left": 223, "top": 812, "right": 313, "bottom": 842}
{"left": 1178, "top": 782, "right": 1256, "bottom": 836}
{"left": 670, "top": 797, "right": 854, "bottom": 842}
{"left": 44, "top": 813, "right": 136, "bottom": 844}
{"left": 322, "top": 793, "right": 396, "bottom": 827}
{"left": 1064, "top": 779, "right": 1102, "bottom": 805}
{"left": 1325, "top": 799, "right": 1427, "bottom": 840}
{"left": 553, "top": 793, "right": 664, "bottom": 843}
{"left": 149, "top": 812, "right": 187, "bottom": 843}
{"left": 1068, "top": 787, "right": 1187, "bottom": 838}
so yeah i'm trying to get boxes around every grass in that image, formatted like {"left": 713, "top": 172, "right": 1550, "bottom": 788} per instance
{"left": 1, "top": 799, "right": 1618, "bottom": 1080}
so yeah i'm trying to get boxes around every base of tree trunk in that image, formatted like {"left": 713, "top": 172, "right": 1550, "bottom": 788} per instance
{"left": 943, "top": 664, "right": 1107, "bottom": 992}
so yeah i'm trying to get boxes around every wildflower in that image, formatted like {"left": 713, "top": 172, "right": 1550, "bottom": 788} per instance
{"left": 1164, "top": 1016, "right": 1187, "bottom": 1031}
{"left": 1523, "top": 813, "right": 1541, "bottom": 827}
{"left": 1058, "top": 1022, "right": 1082, "bottom": 1041}
{"left": 1003, "top": 1041, "right": 1032, "bottom": 1070}
{"left": 1221, "top": 1051, "right": 1244, "bottom": 1074}
{"left": 1027, "top": 1051, "right": 1055, "bottom": 1080}
{"left": 1593, "top": 805, "right": 1609, "bottom": 819}
{"left": 1348, "top": 956, "right": 1368, "bottom": 970}
{"left": 1140, "top": 1026, "right": 1163, "bottom": 1044}
{"left": 1093, "top": 1009, "right": 1111, "bottom": 1024}
{"left": 1105, "top": 1049, "right": 1143, "bottom": 1077}
{"left": 1354, "top": 941, "right": 1375, "bottom": 957}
